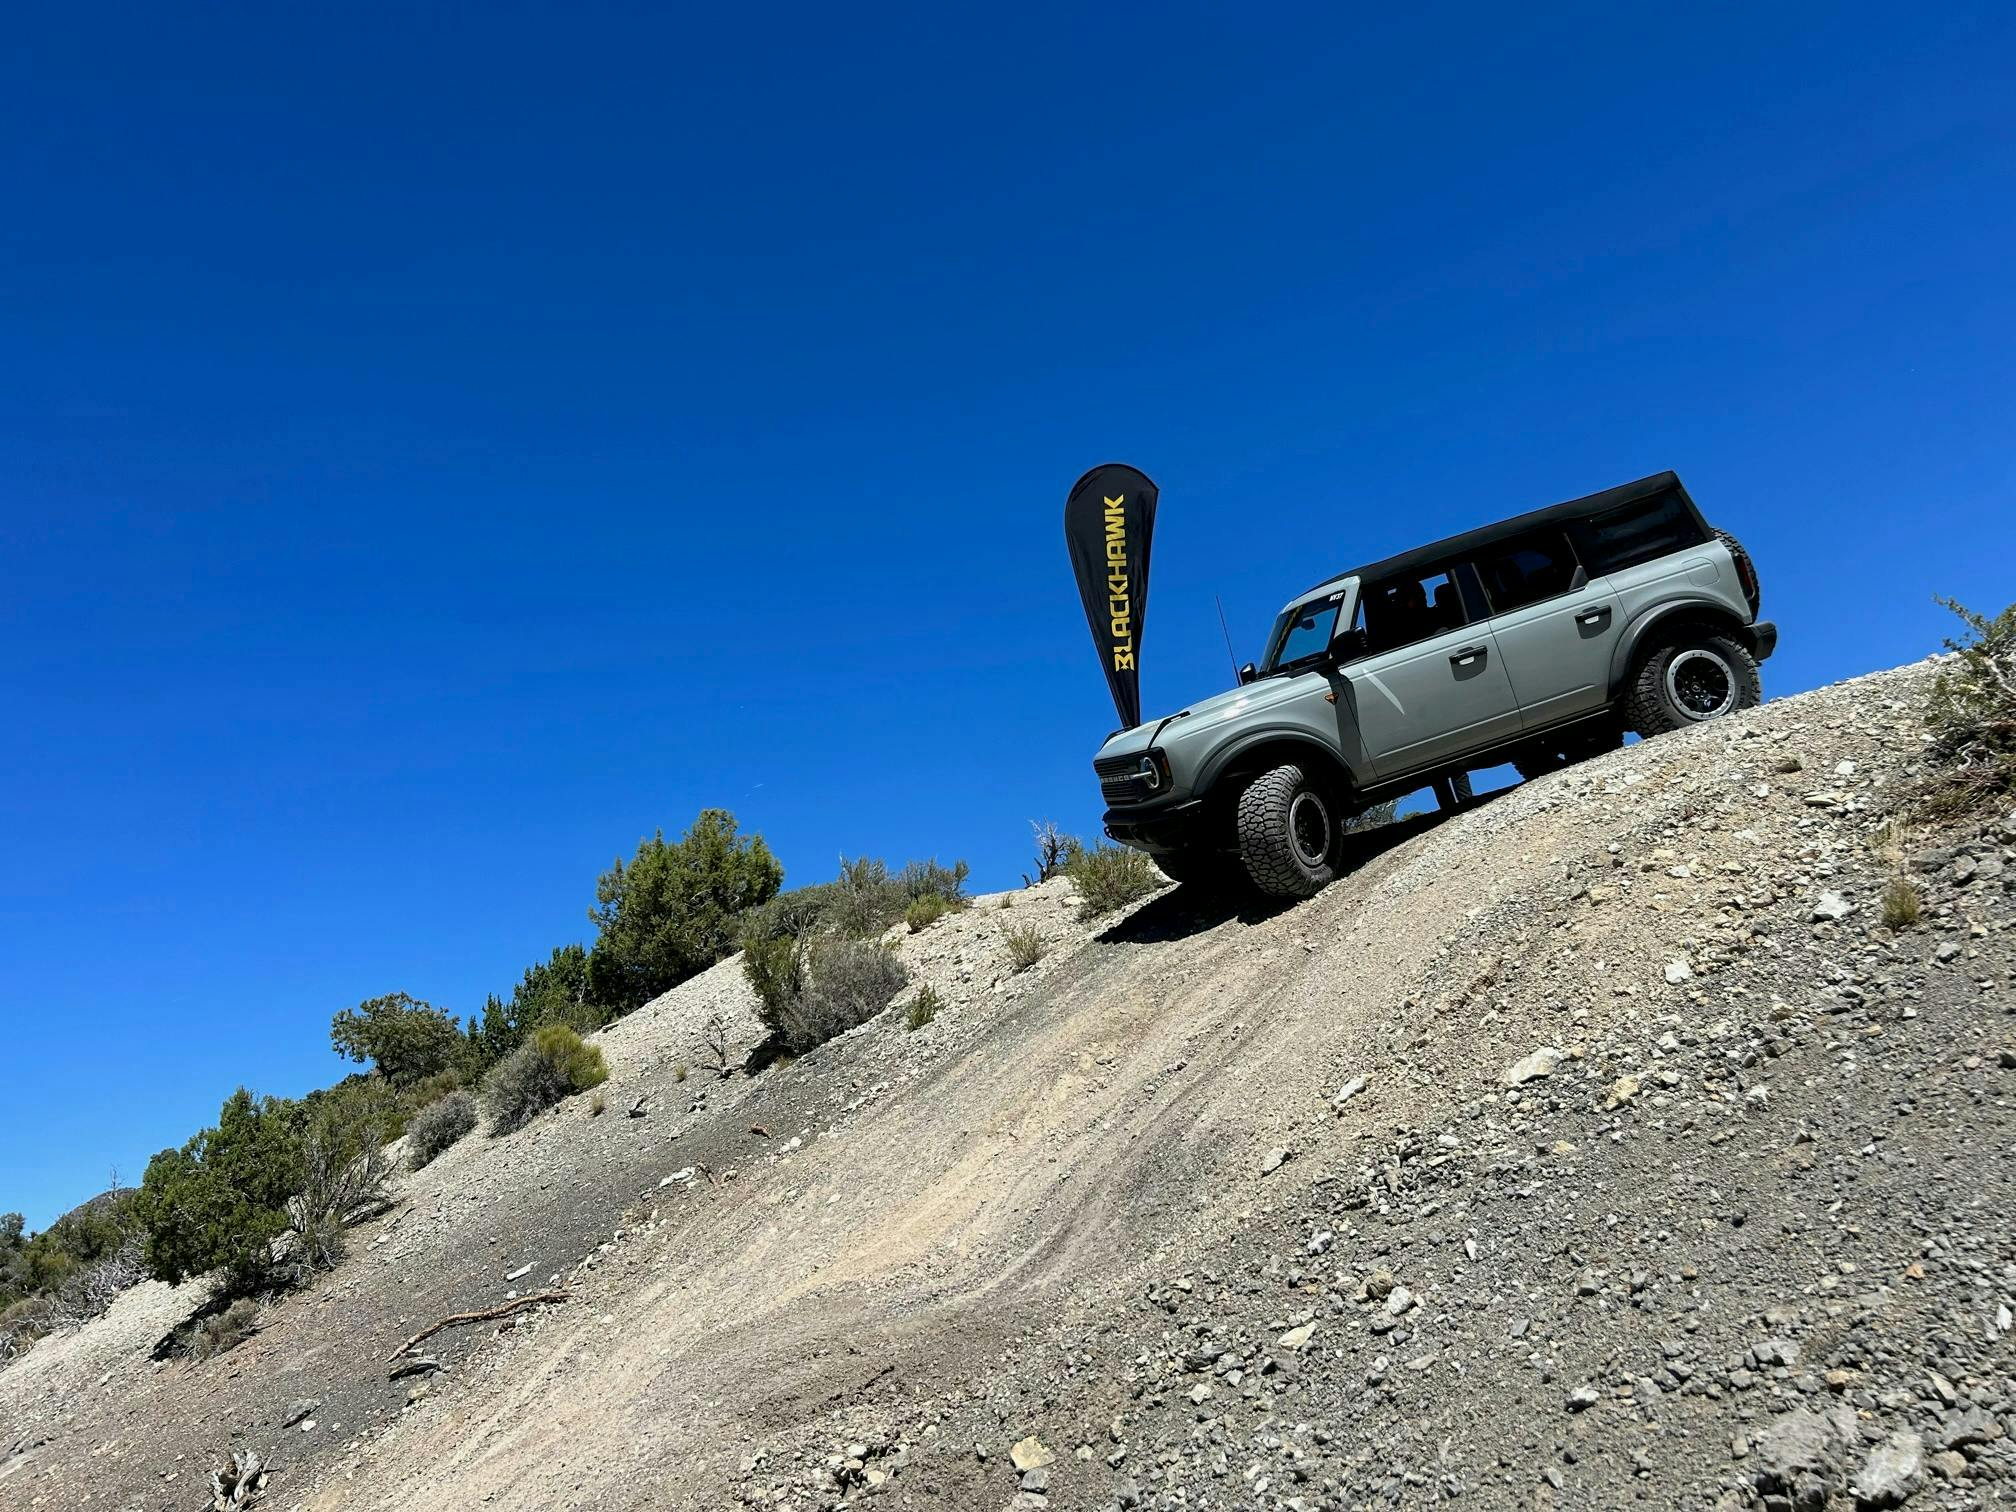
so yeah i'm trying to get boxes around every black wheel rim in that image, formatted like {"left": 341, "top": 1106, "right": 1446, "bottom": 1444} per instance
{"left": 1288, "top": 791, "right": 1331, "bottom": 868}
{"left": 1666, "top": 649, "right": 1735, "bottom": 719}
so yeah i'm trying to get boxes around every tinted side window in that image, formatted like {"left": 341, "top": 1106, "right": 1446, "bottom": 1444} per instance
{"left": 1359, "top": 567, "right": 1466, "bottom": 656}
{"left": 1580, "top": 490, "right": 1708, "bottom": 574}
{"left": 1474, "top": 531, "right": 1579, "bottom": 614}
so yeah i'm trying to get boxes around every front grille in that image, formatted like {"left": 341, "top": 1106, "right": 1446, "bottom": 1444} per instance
{"left": 1095, "top": 752, "right": 1148, "bottom": 806}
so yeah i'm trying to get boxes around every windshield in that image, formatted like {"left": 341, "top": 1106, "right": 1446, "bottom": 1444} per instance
{"left": 1260, "top": 593, "right": 1344, "bottom": 674}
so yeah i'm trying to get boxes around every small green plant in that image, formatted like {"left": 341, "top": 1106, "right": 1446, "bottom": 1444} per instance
{"left": 1064, "top": 842, "right": 1163, "bottom": 916}
{"left": 905, "top": 984, "right": 946, "bottom": 1031}
{"left": 905, "top": 894, "right": 954, "bottom": 932}
{"left": 1923, "top": 597, "right": 2016, "bottom": 816}
{"left": 190, "top": 1298, "right": 261, "bottom": 1361}
{"left": 407, "top": 1090, "right": 477, "bottom": 1169}
{"left": 482, "top": 1025, "right": 609, "bottom": 1136}
{"left": 589, "top": 1089, "right": 607, "bottom": 1117}
{"left": 1003, "top": 924, "right": 1046, "bottom": 973}
{"left": 1880, "top": 875, "right": 1924, "bottom": 930}
{"left": 674, "top": 1062, "right": 689, "bottom": 1083}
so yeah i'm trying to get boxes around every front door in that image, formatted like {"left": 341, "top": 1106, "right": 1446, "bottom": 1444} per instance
{"left": 1333, "top": 566, "right": 1522, "bottom": 778}
{"left": 1470, "top": 529, "right": 1622, "bottom": 728}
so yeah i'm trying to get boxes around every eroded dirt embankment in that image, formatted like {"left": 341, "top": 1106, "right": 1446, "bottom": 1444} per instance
{"left": 9, "top": 658, "right": 2014, "bottom": 1512}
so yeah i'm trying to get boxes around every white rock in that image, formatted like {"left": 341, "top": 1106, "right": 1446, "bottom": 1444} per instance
{"left": 1501, "top": 1047, "right": 1564, "bottom": 1086}
{"left": 1811, "top": 891, "right": 1854, "bottom": 922}
{"left": 1664, "top": 959, "right": 1692, "bottom": 984}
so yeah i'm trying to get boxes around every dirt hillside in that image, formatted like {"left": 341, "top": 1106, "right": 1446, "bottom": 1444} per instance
{"left": 5, "top": 657, "right": 2014, "bottom": 1512}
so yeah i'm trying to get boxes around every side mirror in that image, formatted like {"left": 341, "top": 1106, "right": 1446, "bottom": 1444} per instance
{"left": 1330, "top": 626, "right": 1368, "bottom": 663}
{"left": 1238, "top": 662, "right": 1257, "bottom": 685}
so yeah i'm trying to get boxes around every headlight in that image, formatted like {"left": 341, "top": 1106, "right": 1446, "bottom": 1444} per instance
{"left": 1137, "top": 751, "right": 1171, "bottom": 791}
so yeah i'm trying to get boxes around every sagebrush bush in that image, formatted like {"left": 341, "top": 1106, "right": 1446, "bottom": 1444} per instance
{"left": 1923, "top": 597, "right": 2016, "bottom": 816}
{"left": 905, "top": 984, "right": 945, "bottom": 1031}
{"left": 407, "top": 1090, "right": 477, "bottom": 1169}
{"left": 483, "top": 1025, "right": 609, "bottom": 1136}
{"left": 1003, "top": 925, "right": 1046, "bottom": 973}
{"left": 189, "top": 1297, "right": 261, "bottom": 1361}
{"left": 1065, "top": 842, "right": 1163, "bottom": 916}
{"left": 771, "top": 938, "right": 909, "bottom": 1053}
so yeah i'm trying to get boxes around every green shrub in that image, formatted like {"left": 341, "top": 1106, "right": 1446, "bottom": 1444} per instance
{"left": 0, "top": 1189, "right": 143, "bottom": 1314}
{"left": 740, "top": 932, "right": 806, "bottom": 1023}
{"left": 286, "top": 1077, "right": 399, "bottom": 1276}
{"left": 468, "top": 944, "right": 609, "bottom": 1068}
{"left": 749, "top": 855, "right": 970, "bottom": 941}
{"left": 330, "top": 993, "right": 463, "bottom": 1088}
{"left": 905, "top": 984, "right": 946, "bottom": 1031}
{"left": 585, "top": 811, "right": 784, "bottom": 1013}
{"left": 132, "top": 1089, "right": 306, "bottom": 1294}
{"left": 189, "top": 1298, "right": 261, "bottom": 1361}
{"left": 407, "top": 1090, "right": 477, "bottom": 1169}
{"left": 483, "top": 1025, "right": 609, "bottom": 1136}
{"left": 1065, "top": 842, "right": 1163, "bottom": 916}
{"left": 1923, "top": 597, "right": 2016, "bottom": 816}
{"left": 402, "top": 1068, "right": 467, "bottom": 1126}
{"left": 1003, "top": 924, "right": 1046, "bottom": 973}
{"left": 1880, "top": 875, "right": 1923, "bottom": 930}
{"left": 905, "top": 894, "right": 954, "bottom": 932}
{"left": 770, "top": 938, "right": 909, "bottom": 1053}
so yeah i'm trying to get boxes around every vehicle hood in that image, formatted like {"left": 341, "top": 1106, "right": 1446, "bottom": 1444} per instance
{"left": 1094, "top": 672, "right": 1320, "bottom": 759}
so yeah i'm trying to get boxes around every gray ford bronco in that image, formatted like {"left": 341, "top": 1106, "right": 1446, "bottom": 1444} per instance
{"left": 1091, "top": 472, "right": 1776, "bottom": 897}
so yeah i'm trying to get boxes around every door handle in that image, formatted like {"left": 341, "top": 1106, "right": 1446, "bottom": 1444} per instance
{"left": 1449, "top": 645, "right": 1486, "bottom": 666}
{"left": 1575, "top": 606, "right": 1612, "bottom": 626}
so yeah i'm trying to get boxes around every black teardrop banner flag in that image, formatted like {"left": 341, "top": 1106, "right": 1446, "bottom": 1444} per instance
{"left": 1064, "top": 462, "right": 1158, "bottom": 730}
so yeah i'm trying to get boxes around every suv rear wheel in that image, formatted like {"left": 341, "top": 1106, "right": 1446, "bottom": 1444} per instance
{"left": 1235, "top": 763, "right": 1338, "bottom": 898}
{"left": 1627, "top": 624, "right": 1760, "bottom": 736}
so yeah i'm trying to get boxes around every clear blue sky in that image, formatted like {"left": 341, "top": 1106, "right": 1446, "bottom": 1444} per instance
{"left": 3, "top": 4, "right": 2011, "bottom": 1229}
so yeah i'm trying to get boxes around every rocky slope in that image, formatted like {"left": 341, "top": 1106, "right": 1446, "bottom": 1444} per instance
{"left": 4, "top": 657, "right": 2013, "bottom": 1512}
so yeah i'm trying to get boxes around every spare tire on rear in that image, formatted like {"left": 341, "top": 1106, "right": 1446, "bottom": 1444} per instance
{"left": 1235, "top": 763, "right": 1337, "bottom": 898}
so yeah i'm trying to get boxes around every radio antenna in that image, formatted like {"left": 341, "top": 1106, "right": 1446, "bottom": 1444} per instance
{"left": 1215, "top": 595, "right": 1239, "bottom": 683}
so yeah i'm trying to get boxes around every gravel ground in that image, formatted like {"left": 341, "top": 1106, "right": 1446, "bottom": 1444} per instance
{"left": 5, "top": 656, "right": 2011, "bottom": 1512}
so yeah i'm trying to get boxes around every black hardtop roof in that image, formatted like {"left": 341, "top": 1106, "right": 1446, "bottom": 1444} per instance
{"left": 1298, "top": 470, "right": 1693, "bottom": 599}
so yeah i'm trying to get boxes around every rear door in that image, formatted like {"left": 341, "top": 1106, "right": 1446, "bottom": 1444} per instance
{"left": 1470, "top": 528, "right": 1620, "bottom": 729}
{"left": 1334, "top": 565, "right": 1522, "bottom": 777}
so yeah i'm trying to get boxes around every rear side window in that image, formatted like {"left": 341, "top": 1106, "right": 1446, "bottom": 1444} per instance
{"left": 1580, "top": 489, "right": 1708, "bottom": 574}
{"left": 1473, "top": 531, "right": 1579, "bottom": 614}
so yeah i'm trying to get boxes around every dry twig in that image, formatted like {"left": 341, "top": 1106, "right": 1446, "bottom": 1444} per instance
{"left": 385, "top": 1290, "right": 571, "bottom": 1361}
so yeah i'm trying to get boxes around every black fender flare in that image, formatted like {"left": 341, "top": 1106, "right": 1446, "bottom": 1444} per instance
{"left": 1195, "top": 728, "right": 1357, "bottom": 804}
{"left": 1606, "top": 601, "right": 1755, "bottom": 694}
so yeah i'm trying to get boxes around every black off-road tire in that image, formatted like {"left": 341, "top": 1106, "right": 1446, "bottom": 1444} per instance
{"left": 1235, "top": 763, "right": 1338, "bottom": 898}
{"left": 1627, "top": 624, "right": 1761, "bottom": 737}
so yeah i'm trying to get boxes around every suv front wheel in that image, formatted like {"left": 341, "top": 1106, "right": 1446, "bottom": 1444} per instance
{"left": 1627, "top": 624, "right": 1761, "bottom": 736}
{"left": 1235, "top": 763, "right": 1338, "bottom": 898}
